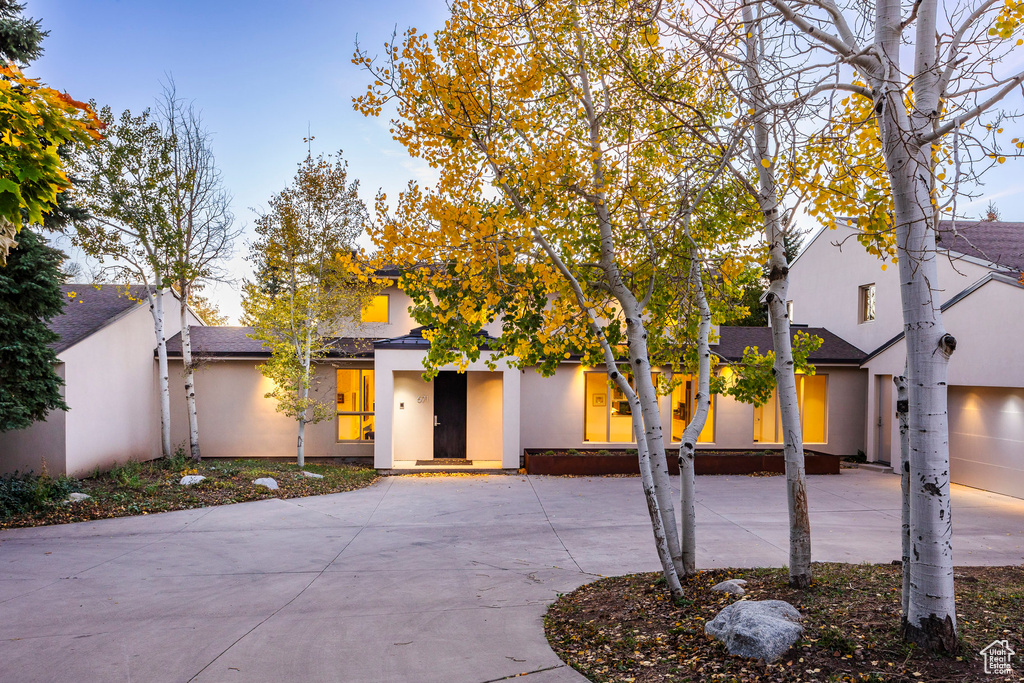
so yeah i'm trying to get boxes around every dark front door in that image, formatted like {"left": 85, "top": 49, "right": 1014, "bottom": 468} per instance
{"left": 433, "top": 371, "right": 467, "bottom": 459}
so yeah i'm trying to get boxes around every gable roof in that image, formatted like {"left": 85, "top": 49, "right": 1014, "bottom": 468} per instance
{"left": 793, "top": 219, "right": 1024, "bottom": 273}
{"left": 52, "top": 284, "right": 149, "bottom": 353}
{"left": 713, "top": 326, "right": 868, "bottom": 364}
{"left": 165, "top": 326, "right": 374, "bottom": 358}
{"left": 936, "top": 220, "right": 1024, "bottom": 272}
{"left": 862, "top": 271, "right": 1024, "bottom": 362}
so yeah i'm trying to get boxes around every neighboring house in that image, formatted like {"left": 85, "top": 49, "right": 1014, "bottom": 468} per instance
{"left": 789, "top": 220, "right": 1024, "bottom": 498}
{"left": 0, "top": 285, "right": 200, "bottom": 477}
{"left": 165, "top": 283, "right": 868, "bottom": 472}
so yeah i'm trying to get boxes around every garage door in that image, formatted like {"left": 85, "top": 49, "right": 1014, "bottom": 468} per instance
{"left": 948, "top": 386, "right": 1024, "bottom": 499}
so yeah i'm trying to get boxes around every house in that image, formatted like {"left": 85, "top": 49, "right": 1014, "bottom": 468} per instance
{"left": 7, "top": 220, "right": 1021, "bottom": 501}
{"left": 0, "top": 285, "right": 200, "bottom": 477}
{"left": 164, "top": 282, "right": 869, "bottom": 472}
{"left": 789, "top": 220, "right": 1024, "bottom": 498}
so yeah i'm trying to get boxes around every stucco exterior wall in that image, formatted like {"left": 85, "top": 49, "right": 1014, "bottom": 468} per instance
{"left": 170, "top": 359, "right": 374, "bottom": 459}
{"left": 0, "top": 364, "right": 67, "bottom": 475}
{"left": 391, "top": 371, "right": 434, "bottom": 462}
{"left": 789, "top": 223, "right": 989, "bottom": 354}
{"left": 348, "top": 284, "right": 418, "bottom": 340}
{"left": 518, "top": 363, "right": 867, "bottom": 456}
{"left": 374, "top": 349, "right": 521, "bottom": 469}
{"left": 58, "top": 291, "right": 189, "bottom": 477}
{"left": 467, "top": 372, "right": 504, "bottom": 460}
{"left": 862, "top": 276, "right": 1024, "bottom": 465}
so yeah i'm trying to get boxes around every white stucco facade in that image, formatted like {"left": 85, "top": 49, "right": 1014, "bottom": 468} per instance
{"left": 0, "top": 288, "right": 195, "bottom": 477}
{"left": 791, "top": 222, "right": 1024, "bottom": 499}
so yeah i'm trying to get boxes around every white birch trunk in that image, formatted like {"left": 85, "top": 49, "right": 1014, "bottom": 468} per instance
{"left": 621, "top": 303, "right": 684, "bottom": 576}
{"left": 742, "top": 1, "right": 812, "bottom": 588}
{"left": 895, "top": 372, "right": 910, "bottom": 620}
{"left": 678, "top": 254, "right": 712, "bottom": 577}
{"left": 180, "top": 288, "right": 201, "bottom": 462}
{"left": 873, "top": 0, "right": 957, "bottom": 651}
{"left": 610, "top": 368, "right": 685, "bottom": 600}
{"left": 148, "top": 289, "right": 172, "bottom": 459}
{"left": 295, "top": 326, "right": 314, "bottom": 468}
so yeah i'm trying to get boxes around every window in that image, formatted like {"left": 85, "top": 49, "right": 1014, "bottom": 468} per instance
{"left": 584, "top": 371, "right": 658, "bottom": 442}
{"left": 360, "top": 294, "right": 389, "bottom": 324}
{"left": 337, "top": 369, "right": 375, "bottom": 441}
{"left": 786, "top": 300, "right": 794, "bottom": 323}
{"left": 859, "top": 284, "right": 876, "bottom": 323}
{"left": 670, "top": 376, "right": 715, "bottom": 444}
{"left": 752, "top": 373, "right": 828, "bottom": 444}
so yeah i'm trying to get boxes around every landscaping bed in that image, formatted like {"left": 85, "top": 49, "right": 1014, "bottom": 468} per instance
{"left": 524, "top": 449, "right": 841, "bottom": 476}
{"left": 545, "top": 562, "right": 1023, "bottom": 682}
{"left": 0, "top": 457, "right": 379, "bottom": 529}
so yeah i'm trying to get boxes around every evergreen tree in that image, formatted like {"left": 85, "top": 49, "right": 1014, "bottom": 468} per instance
{"left": 0, "top": 1, "right": 46, "bottom": 65}
{"left": 0, "top": 228, "right": 67, "bottom": 431}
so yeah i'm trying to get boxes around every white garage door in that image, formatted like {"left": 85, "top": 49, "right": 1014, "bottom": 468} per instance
{"left": 948, "top": 386, "right": 1024, "bottom": 499}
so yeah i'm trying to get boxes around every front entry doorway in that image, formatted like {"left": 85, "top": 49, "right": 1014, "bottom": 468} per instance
{"left": 433, "top": 371, "right": 468, "bottom": 459}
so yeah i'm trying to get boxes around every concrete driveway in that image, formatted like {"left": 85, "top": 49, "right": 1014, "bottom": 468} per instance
{"left": 1, "top": 469, "right": 1022, "bottom": 683}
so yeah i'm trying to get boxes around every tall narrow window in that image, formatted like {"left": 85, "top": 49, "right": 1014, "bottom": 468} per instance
{"left": 670, "top": 375, "right": 715, "bottom": 443}
{"left": 337, "top": 369, "right": 375, "bottom": 441}
{"left": 752, "top": 373, "right": 829, "bottom": 444}
{"left": 859, "top": 284, "right": 876, "bottom": 323}
{"left": 360, "top": 294, "right": 390, "bottom": 324}
{"left": 584, "top": 371, "right": 658, "bottom": 442}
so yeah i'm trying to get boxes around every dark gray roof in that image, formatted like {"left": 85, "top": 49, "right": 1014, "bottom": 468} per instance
{"left": 165, "top": 326, "right": 374, "bottom": 358}
{"left": 373, "top": 326, "right": 497, "bottom": 350}
{"left": 713, "top": 326, "right": 867, "bottom": 364}
{"left": 52, "top": 284, "right": 149, "bottom": 353}
{"left": 937, "top": 220, "right": 1024, "bottom": 272}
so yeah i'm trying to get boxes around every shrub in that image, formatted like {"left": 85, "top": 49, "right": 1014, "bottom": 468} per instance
{"left": 596, "top": 450, "right": 612, "bottom": 457}
{"left": 0, "top": 471, "right": 81, "bottom": 518}
{"left": 566, "top": 449, "right": 580, "bottom": 456}
{"left": 109, "top": 460, "right": 145, "bottom": 489}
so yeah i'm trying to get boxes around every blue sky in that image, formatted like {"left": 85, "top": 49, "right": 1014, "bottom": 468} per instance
{"left": 27, "top": 0, "right": 450, "bottom": 322}
{"left": 23, "top": 1, "right": 1024, "bottom": 322}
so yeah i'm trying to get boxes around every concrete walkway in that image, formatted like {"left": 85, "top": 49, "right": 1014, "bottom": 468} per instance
{"left": 1, "top": 469, "right": 1022, "bottom": 683}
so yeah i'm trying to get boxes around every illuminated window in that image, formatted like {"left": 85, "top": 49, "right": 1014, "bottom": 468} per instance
{"left": 337, "top": 369, "right": 375, "bottom": 441}
{"left": 670, "top": 375, "right": 715, "bottom": 444}
{"left": 752, "top": 374, "right": 828, "bottom": 444}
{"left": 859, "top": 284, "right": 875, "bottom": 323}
{"left": 584, "top": 371, "right": 658, "bottom": 442}
{"left": 360, "top": 294, "right": 389, "bottom": 323}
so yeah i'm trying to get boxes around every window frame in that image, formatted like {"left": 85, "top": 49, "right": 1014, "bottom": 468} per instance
{"left": 336, "top": 367, "right": 375, "bottom": 443}
{"left": 751, "top": 373, "right": 829, "bottom": 445}
{"left": 360, "top": 293, "right": 390, "bottom": 324}
{"left": 858, "top": 284, "right": 876, "bottom": 324}
{"left": 669, "top": 375, "right": 716, "bottom": 445}
{"left": 583, "top": 369, "right": 658, "bottom": 444}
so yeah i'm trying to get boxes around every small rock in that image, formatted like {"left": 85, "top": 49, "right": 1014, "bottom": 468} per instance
{"left": 66, "top": 492, "right": 92, "bottom": 503}
{"left": 300, "top": 471, "right": 324, "bottom": 479}
{"left": 179, "top": 475, "right": 206, "bottom": 486}
{"left": 705, "top": 600, "right": 803, "bottom": 663}
{"left": 253, "top": 477, "right": 278, "bottom": 490}
{"left": 711, "top": 579, "right": 748, "bottom": 595}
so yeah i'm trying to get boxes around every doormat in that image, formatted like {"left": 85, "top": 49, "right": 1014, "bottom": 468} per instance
{"left": 416, "top": 459, "right": 473, "bottom": 466}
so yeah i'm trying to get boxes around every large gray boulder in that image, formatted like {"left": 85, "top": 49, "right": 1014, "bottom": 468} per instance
{"left": 179, "top": 475, "right": 206, "bottom": 486}
{"left": 66, "top": 492, "right": 92, "bottom": 503}
{"left": 705, "top": 600, "right": 803, "bottom": 662}
{"left": 300, "top": 471, "right": 324, "bottom": 479}
{"left": 253, "top": 477, "right": 279, "bottom": 490}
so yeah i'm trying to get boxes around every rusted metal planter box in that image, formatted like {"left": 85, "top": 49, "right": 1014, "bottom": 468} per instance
{"left": 523, "top": 449, "right": 841, "bottom": 476}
